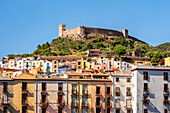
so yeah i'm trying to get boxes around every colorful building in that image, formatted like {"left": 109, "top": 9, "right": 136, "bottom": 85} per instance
{"left": 165, "top": 57, "right": 170, "bottom": 66}
{"left": 13, "top": 73, "right": 36, "bottom": 113}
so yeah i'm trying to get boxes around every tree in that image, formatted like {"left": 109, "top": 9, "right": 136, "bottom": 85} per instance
{"left": 151, "top": 51, "right": 163, "bottom": 63}
{"left": 114, "top": 47, "right": 126, "bottom": 57}
{"left": 37, "top": 44, "right": 41, "bottom": 49}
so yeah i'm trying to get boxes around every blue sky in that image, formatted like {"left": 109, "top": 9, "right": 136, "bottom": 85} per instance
{"left": 0, "top": 0, "right": 170, "bottom": 59}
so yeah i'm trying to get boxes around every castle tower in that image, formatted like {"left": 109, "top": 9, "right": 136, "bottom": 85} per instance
{"left": 59, "top": 24, "right": 66, "bottom": 37}
{"left": 120, "top": 29, "right": 128, "bottom": 38}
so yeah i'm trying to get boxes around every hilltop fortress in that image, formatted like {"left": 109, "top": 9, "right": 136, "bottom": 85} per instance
{"left": 59, "top": 24, "right": 146, "bottom": 43}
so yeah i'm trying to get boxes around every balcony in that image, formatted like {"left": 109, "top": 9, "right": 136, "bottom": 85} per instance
{"left": 82, "top": 90, "right": 88, "bottom": 96}
{"left": 58, "top": 91, "right": 64, "bottom": 95}
{"left": 40, "top": 101, "right": 49, "bottom": 108}
{"left": 126, "top": 105, "right": 132, "bottom": 110}
{"left": 96, "top": 102, "right": 102, "bottom": 108}
{"left": 115, "top": 103, "right": 121, "bottom": 109}
{"left": 143, "top": 88, "right": 149, "bottom": 92}
{"left": 164, "top": 89, "right": 169, "bottom": 94}
{"left": 39, "top": 65, "right": 43, "bottom": 67}
{"left": 22, "top": 88, "right": 28, "bottom": 93}
{"left": 115, "top": 92, "right": 120, "bottom": 96}
{"left": 57, "top": 101, "right": 65, "bottom": 108}
{"left": 71, "top": 102, "right": 79, "bottom": 107}
{"left": 163, "top": 100, "right": 170, "bottom": 105}
{"left": 106, "top": 102, "right": 112, "bottom": 108}
{"left": 142, "top": 99, "right": 150, "bottom": 105}
{"left": 41, "top": 90, "right": 48, "bottom": 95}
{"left": 82, "top": 102, "right": 89, "bottom": 108}
{"left": 22, "top": 100, "right": 28, "bottom": 106}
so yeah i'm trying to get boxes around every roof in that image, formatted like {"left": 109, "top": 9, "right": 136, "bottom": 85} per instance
{"left": 13, "top": 73, "right": 36, "bottom": 80}
{"left": 131, "top": 65, "right": 170, "bottom": 71}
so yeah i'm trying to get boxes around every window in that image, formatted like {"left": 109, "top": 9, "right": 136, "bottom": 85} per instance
{"left": 126, "top": 99, "right": 132, "bottom": 108}
{"left": 22, "top": 82, "right": 27, "bottom": 91}
{"left": 82, "top": 97, "right": 87, "bottom": 106}
{"left": 84, "top": 66, "right": 86, "bottom": 69}
{"left": 126, "top": 87, "right": 131, "bottom": 96}
{"left": 54, "top": 61, "right": 57, "bottom": 64}
{"left": 96, "top": 108, "right": 101, "bottom": 113}
{"left": 83, "top": 58, "right": 86, "bottom": 60}
{"left": 72, "top": 85, "right": 77, "bottom": 94}
{"left": 3, "top": 107, "right": 7, "bottom": 113}
{"left": 144, "top": 83, "right": 148, "bottom": 91}
{"left": 107, "top": 108, "right": 110, "bottom": 113}
{"left": 42, "top": 83, "right": 46, "bottom": 91}
{"left": 90, "top": 65, "right": 92, "bottom": 68}
{"left": 22, "top": 106, "right": 27, "bottom": 113}
{"left": 115, "top": 87, "right": 120, "bottom": 96}
{"left": 124, "top": 63, "right": 126, "bottom": 65}
{"left": 164, "top": 84, "right": 168, "bottom": 92}
{"left": 96, "top": 87, "right": 100, "bottom": 95}
{"left": 83, "top": 86, "right": 87, "bottom": 94}
{"left": 58, "top": 95, "right": 63, "bottom": 104}
{"left": 127, "top": 78, "right": 131, "bottom": 82}
{"left": 3, "top": 82, "right": 7, "bottom": 92}
{"left": 116, "top": 77, "right": 119, "bottom": 82}
{"left": 84, "top": 62, "right": 86, "bottom": 65}
{"left": 96, "top": 97, "right": 100, "bottom": 106}
{"left": 107, "top": 97, "right": 111, "bottom": 106}
{"left": 143, "top": 72, "right": 148, "bottom": 80}
{"left": 42, "top": 95, "right": 46, "bottom": 103}
{"left": 107, "top": 87, "right": 110, "bottom": 95}
{"left": 72, "top": 108, "right": 77, "bottom": 113}
{"left": 58, "top": 83, "right": 63, "bottom": 91}
{"left": 164, "top": 72, "right": 168, "bottom": 81}
{"left": 72, "top": 97, "right": 77, "bottom": 106}
{"left": 3, "top": 95, "right": 8, "bottom": 104}
{"left": 78, "top": 62, "right": 81, "bottom": 65}
{"left": 22, "top": 94, "right": 27, "bottom": 104}
{"left": 127, "top": 110, "right": 132, "bottom": 113}
{"left": 144, "top": 109, "right": 148, "bottom": 113}
{"left": 78, "top": 66, "right": 81, "bottom": 69}
{"left": 42, "top": 108, "right": 46, "bottom": 113}
{"left": 58, "top": 108, "right": 62, "bottom": 113}
{"left": 82, "top": 108, "right": 87, "bottom": 113}
{"left": 164, "top": 109, "right": 168, "bottom": 113}
{"left": 54, "top": 65, "right": 57, "bottom": 68}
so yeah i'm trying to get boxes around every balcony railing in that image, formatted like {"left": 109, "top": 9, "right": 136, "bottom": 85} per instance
{"left": 115, "top": 103, "right": 121, "bottom": 109}
{"left": 72, "top": 90, "right": 77, "bottom": 95}
{"left": 96, "top": 102, "right": 102, "bottom": 107}
{"left": 82, "top": 90, "right": 88, "bottom": 96}
{"left": 106, "top": 102, "right": 112, "bottom": 107}
{"left": 126, "top": 105, "right": 132, "bottom": 110}
{"left": 164, "top": 89, "right": 169, "bottom": 93}
{"left": 82, "top": 102, "right": 89, "bottom": 107}
{"left": 142, "top": 99, "right": 150, "bottom": 105}
{"left": 115, "top": 92, "right": 120, "bottom": 96}
{"left": 71, "top": 102, "right": 78, "bottom": 107}
{"left": 57, "top": 101, "right": 65, "bottom": 108}
{"left": 41, "top": 90, "right": 47, "bottom": 95}
{"left": 163, "top": 100, "right": 170, "bottom": 105}
{"left": 143, "top": 88, "right": 149, "bottom": 92}
{"left": 40, "top": 101, "right": 49, "bottom": 108}
{"left": 22, "top": 100, "right": 28, "bottom": 105}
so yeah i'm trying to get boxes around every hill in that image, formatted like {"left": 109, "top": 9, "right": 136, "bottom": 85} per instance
{"left": 155, "top": 42, "right": 170, "bottom": 52}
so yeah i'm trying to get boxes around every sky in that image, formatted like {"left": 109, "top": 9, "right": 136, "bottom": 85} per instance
{"left": 0, "top": 0, "right": 170, "bottom": 59}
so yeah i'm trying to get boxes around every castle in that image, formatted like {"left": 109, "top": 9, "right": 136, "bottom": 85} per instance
{"left": 59, "top": 24, "right": 146, "bottom": 43}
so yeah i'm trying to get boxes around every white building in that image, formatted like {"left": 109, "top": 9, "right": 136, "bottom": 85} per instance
{"left": 131, "top": 65, "right": 170, "bottom": 113}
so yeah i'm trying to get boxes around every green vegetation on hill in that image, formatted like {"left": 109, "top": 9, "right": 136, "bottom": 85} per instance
{"left": 155, "top": 42, "right": 170, "bottom": 52}
{"left": 7, "top": 36, "right": 170, "bottom": 65}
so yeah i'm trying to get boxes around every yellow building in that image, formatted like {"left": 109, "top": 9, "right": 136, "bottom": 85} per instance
{"left": 13, "top": 73, "right": 35, "bottom": 113}
{"left": 77, "top": 56, "right": 94, "bottom": 72}
{"left": 68, "top": 79, "right": 92, "bottom": 113}
{"left": 134, "top": 60, "right": 151, "bottom": 66}
{"left": 165, "top": 57, "right": 170, "bottom": 66}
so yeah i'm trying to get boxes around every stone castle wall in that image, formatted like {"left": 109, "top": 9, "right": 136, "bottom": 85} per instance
{"left": 58, "top": 24, "right": 147, "bottom": 44}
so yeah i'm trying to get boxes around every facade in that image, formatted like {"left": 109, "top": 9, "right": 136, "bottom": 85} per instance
{"left": 36, "top": 79, "right": 69, "bottom": 113}
{"left": 165, "top": 57, "right": 170, "bottom": 66}
{"left": 131, "top": 66, "right": 170, "bottom": 113}
{"left": 0, "top": 78, "right": 13, "bottom": 113}
{"left": 13, "top": 73, "right": 36, "bottom": 113}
